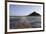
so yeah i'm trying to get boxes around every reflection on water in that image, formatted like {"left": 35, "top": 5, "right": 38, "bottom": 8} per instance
{"left": 10, "top": 16, "right": 41, "bottom": 29}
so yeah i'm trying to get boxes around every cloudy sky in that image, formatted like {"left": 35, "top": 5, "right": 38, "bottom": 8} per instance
{"left": 9, "top": 4, "right": 43, "bottom": 16}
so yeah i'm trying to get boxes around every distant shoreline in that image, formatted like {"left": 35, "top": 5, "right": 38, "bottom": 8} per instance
{"left": 10, "top": 16, "right": 41, "bottom": 17}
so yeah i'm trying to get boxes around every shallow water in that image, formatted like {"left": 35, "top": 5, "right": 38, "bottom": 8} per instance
{"left": 10, "top": 16, "right": 41, "bottom": 29}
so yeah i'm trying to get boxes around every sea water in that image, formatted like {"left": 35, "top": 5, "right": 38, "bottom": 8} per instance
{"left": 10, "top": 16, "right": 41, "bottom": 29}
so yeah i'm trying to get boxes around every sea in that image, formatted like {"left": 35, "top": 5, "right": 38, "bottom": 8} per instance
{"left": 10, "top": 16, "right": 41, "bottom": 29}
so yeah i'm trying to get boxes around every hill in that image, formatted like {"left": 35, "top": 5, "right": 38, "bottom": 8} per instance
{"left": 28, "top": 12, "right": 41, "bottom": 16}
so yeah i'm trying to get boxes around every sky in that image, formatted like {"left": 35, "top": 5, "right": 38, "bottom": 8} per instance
{"left": 9, "top": 4, "right": 42, "bottom": 16}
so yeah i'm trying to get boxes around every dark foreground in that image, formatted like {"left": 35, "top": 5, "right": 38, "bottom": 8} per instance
{"left": 10, "top": 16, "right": 41, "bottom": 29}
